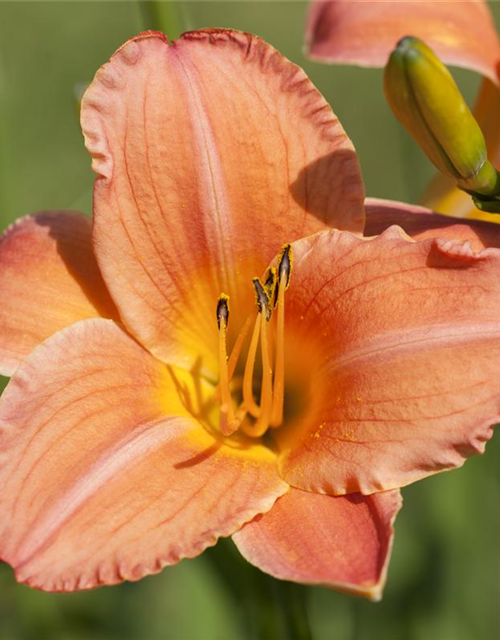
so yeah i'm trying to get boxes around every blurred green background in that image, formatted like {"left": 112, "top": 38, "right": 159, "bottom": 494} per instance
{"left": 0, "top": 2, "right": 499, "bottom": 639}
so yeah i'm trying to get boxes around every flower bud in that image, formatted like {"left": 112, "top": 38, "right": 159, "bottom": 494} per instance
{"left": 384, "top": 36, "right": 499, "bottom": 196}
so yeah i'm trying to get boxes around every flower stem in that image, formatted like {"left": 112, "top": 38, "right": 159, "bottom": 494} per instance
{"left": 204, "top": 539, "right": 313, "bottom": 640}
{"left": 271, "top": 580, "right": 313, "bottom": 640}
{"left": 139, "top": 1, "right": 183, "bottom": 36}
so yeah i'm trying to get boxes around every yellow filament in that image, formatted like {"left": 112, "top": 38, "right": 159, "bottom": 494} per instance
{"left": 219, "top": 323, "right": 235, "bottom": 434}
{"left": 214, "top": 312, "right": 254, "bottom": 404}
{"left": 242, "top": 314, "right": 262, "bottom": 418}
{"left": 227, "top": 313, "right": 254, "bottom": 381}
{"left": 270, "top": 276, "right": 286, "bottom": 426}
{"left": 244, "top": 312, "right": 273, "bottom": 437}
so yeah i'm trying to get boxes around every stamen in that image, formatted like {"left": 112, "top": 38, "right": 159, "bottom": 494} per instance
{"left": 254, "top": 306, "right": 273, "bottom": 434}
{"left": 217, "top": 294, "right": 235, "bottom": 434}
{"left": 242, "top": 311, "right": 262, "bottom": 418}
{"left": 243, "top": 278, "right": 271, "bottom": 419}
{"left": 243, "top": 280, "right": 273, "bottom": 437}
{"left": 263, "top": 267, "right": 277, "bottom": 362}
{"left": 216, "top": 246, "right": 292, "bottom": 439}
{"left": 213, "top": 311, "right": 254, "bottom": 406}
{"left": 271, "top": 244, "right": 292, "bottom": 427}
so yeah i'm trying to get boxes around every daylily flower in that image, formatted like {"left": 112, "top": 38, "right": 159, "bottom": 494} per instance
{"left": 1, "top": 29, "right": 500, "bottom": 602}
{"left": 305, "top": 0, "right": 500, "bottom": 221}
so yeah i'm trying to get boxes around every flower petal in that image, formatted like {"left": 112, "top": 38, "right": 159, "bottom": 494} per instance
{"left": 278, "top": 226, "right": 500, "bottom": 494}
{"left": 233, "top": 487, "right": 401, "bottom": 601}
{"left": 0, "top": 318, "right": 287, "bottom": 591}
{"left": 0, "top": 211, "right": 118, "bottom": 376}
{"left": 365, "top": 197, "right": 500, "bottom": 250}
{"left": 81, "top": 30, "right": 365, "bottom": 374}
{"left": 305, "top": 1, "right": 500, "bottom": 223}
{"left": 306, "top": 0, "right": 500, "bottom": 84}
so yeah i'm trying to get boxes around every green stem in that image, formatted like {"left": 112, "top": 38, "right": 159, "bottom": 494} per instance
{"left": 139, "top": 1, "right": 182, "bottom": 36}
{"left": 271, "top": 580, "right": 312, "bottom": 640}
{"left": 457, "top": 161, "right": 500, "bottom": 197}
{"left": 205, "top": 539, "right": 313, "bottom": 640}
{"left": 469, "top": 192, "right": 500, "bottom": 214}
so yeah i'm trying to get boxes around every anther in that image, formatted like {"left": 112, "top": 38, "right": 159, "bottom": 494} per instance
{"left": 264, "top": 267, "right": 276, "bottom": 296}
{"left": 216, "top": 294, "right": 230, "bottom": 330}
{"left": 253, "top": 277, "right": 272, "bottom": 321}
{"left": 277, "top": 244, "right": 292, "bottom": 290}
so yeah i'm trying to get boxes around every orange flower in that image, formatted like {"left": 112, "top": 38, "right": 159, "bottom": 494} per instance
{"left": 1, "top": 30, "right": 500, "bottom": 601}
{"left": 306, "top": 0, "right": 500, "bottom": 221}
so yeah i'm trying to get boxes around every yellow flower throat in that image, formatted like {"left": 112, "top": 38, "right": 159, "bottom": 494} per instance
{"left": 217, "top": 244, "right": 292, "bottom": 439}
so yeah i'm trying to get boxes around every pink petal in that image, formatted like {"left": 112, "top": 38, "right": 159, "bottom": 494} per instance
{"left": 365, "top": 197, "right": 500, "bottom": 250}
{"left": 277, "top": 226, "right": 500, "bottom": 494}
{"left": 0, "top": 211, "right": 117, "bottom": 376}
{"left": 81, "top": 30, "right": 365, "bottom": 374}
{"left": 233, "top": 487, "right": 402, "bottom": 601}
{"left": 0, "top": 319, "right": 287, "bottom": 591}
{"left": 306, "top": 0, "right": 500, "bottom": 84}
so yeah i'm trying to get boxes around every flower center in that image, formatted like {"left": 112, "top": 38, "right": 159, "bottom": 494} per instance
{"left": 216, "top": 244, "right": 292, "bottom": 438}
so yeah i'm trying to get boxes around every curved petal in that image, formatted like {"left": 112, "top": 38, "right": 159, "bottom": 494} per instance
{"left": 81, "top": 30, "right": 365, "bottom": 375}
{"left": 0, "top": 318, "right": 287, "bottom": 591}
{"left": 233, "top": 488, "right": 401, "bottom": 601}
{"left": 365, "top": 197, "right": 500, "bottom": 250}
{"left": 306, "top": 0, "right": 500, "bottom": 84}
{"left": 277, "top": 226, "right": 500, "bottom": 495}
{"left": 0, "top": 211, "right": 118, "bottom": 376}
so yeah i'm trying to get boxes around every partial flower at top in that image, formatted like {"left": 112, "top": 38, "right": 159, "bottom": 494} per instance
{"left": 305, "top": 0, "right": 500, "bottom": 221}
{"left": 0, "top": 30, "right": 500, "bottom": 601}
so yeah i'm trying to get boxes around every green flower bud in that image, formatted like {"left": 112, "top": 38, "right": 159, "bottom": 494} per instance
{"left": 384, "top": 36, "right": 499, "bottom": 197}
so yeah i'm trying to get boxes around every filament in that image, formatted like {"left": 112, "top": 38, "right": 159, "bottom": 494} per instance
{"left": 242, "top": 314, "right": 262, "bottom": 418}
{"left": 249, "top": 311, "right": 273, "bottom": 436}
{"left": 217, "top": 295, "right": 235, "bottom": 434}
{"left": 228, "top": 313, "right": 254, "bottom": 381}
{"left": 270, "top": 275, "right": 286, "bottom": 426}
